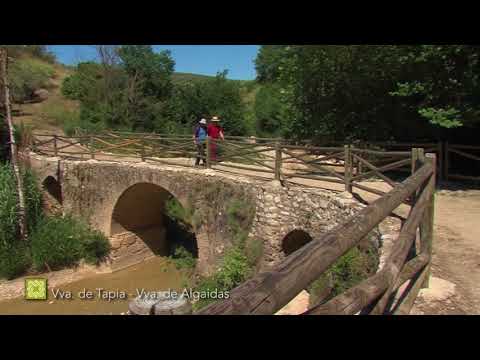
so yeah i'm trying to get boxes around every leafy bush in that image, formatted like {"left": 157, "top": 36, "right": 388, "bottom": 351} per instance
{"left": 165, "top": 197, "right": 192, "bottom": 225}
{"left": 308, "top": 244, "right": 379, "bottom": 307}
{"left": 193, "top": 245, "right": 252, "bottom": 311}
{"left": 29, "top": 215, "right": 110, "bottom": 272}
{"left": 0, "top": 163, "right": 109, "bottom": 279}
{"left": 22, "top": 168, "right": 43, "bottom": 233}
{"left": 0, "top": 164, "right": 43, "bottom": 279}
{"left": 9, "top": 58, "right": 55, "bottom": 103}
{"left": 0, "top": 241, "right": 31, "bottom": 280}
{"left": 170, "top": 245, "right": 197, "bottom": 270}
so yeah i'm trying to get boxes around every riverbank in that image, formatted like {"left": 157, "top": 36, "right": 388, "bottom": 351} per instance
{"left": 0, "top": 260, "right": 111, "bottom": 301}
{"left": 0, "top": 257, "right": 186, "bottom": 315}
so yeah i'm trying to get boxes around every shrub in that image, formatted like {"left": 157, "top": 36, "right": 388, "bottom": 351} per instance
{"left": 22, "top": 168, "right": 43, "bottom": 233}
{"left": 0, "top": 164, "right": 43, "bottom": 279}
{"left": 81, "top": 230, "right": 111, "bottom": 265}
{"left": 0, "top": 164, "right": 20, "bottom": 246}
{"left": 0, "top": 241, "right": 31, "bottom": 280}
{"left": 193, "top": 245, "right": 252, "bottom": 311}
{"left": 30, "top": 215, "right": 110, "bottom": 271}
{"left": 0, "top": 164, "right": 43, "bottom": 241}
{"left": 170, "top": 245, "right": 197, "bottom": 270}
{"left": 165, "top": 197, "right": 192, "bottom": 225}
{"left": 308, "top": 244, "right": 380, "bottom": 307}
{"left": 9, "top": 58, "right": 55, "bottom": 103}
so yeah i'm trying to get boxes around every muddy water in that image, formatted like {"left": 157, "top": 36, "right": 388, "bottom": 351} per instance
{"left": 0, "top": 257, "right": 188, "bottom": 315}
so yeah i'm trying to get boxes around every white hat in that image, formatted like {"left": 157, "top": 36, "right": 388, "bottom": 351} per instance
{"left": 199, "top": 119, "right": 207, "bottom": 125}
{"left": 211, "top": 116, "right": 220, "bottom": 122}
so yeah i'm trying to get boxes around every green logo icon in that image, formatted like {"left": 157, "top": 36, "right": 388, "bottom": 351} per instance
{"left": 25, "top": 279, "right": 48, "bottom": 300}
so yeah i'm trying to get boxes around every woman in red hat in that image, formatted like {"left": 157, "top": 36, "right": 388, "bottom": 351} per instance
{"left": 207, "top": 116, "right": 224, "bottom": 162}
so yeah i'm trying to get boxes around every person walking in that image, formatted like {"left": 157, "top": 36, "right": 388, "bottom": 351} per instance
{"left": 207, "top": 116, "right": 224, "bottom": 162}
{"left": 193, "top": 118, "right": 208, "bottom": 166}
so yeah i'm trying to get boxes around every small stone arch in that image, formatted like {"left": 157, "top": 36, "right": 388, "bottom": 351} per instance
{"left": 281, "top": 229, "right": 313, "bottom": 256}
{"left": 109, "top": 182, "right": 198, "bottom": 270}
{"left": 41, "top": 176, "right": 63, "bottom": 215}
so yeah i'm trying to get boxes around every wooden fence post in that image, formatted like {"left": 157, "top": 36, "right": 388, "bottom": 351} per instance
{"left": 53, "top": 135, "right": 58, "bottom": 157}
{"left": 420, "top": 153, "right": 436, "bottom": 289}
{"left": 344, "top": 145, "right": 352, "bottom": 193}
{"left": 411, "top": 148, "right": 419, "bottom": 176}
{"left": 89, "top": 135, "right": 95, "bottom": 160}
{"left": 275, "top": 141, "right": 282, "bottom": 181}
{"left": 205, "top": 136, "right": 211, "bottom": 169}
{"left": 437, "top": 141, "right": 443, "bottom": 182}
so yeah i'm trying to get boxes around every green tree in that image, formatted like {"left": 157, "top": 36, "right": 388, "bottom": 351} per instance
{"left": 390, "top": 45, "right": 480, "bottom": 129}
{"left": 253, "top": 83, "right": 286, "bottom": 137}
{"left": 255, "top": 45, "right": 289, "bottom": 83}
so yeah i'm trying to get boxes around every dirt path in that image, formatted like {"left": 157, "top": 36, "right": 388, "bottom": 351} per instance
{"left": 411, "top": 189, "right": 480, "bottom": 315}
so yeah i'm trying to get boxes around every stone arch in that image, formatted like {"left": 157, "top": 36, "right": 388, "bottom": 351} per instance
{"left": 42, "top": 176, "right": 62, "bottom": 205}
{"left": 281, "top": 229, "right": 313, "bottom": 256}
{"left": 109, "top": 182, "right": 198, "bottom": 270}
{"left": 41, "top": 176, "right": 63, "bottom": 215}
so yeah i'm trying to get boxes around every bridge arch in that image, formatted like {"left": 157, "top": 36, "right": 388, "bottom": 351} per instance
{"left": 42, "top": 175, "right": 62, "bottom": 204}
{"left": 109, "top": 182, "right": 198, "bottom": 268}
{"left": 281, "top": 229, "right": 313, "bottom": 256}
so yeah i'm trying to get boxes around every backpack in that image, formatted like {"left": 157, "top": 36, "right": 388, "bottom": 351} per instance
{"left": 195, "top": 126, "right": 207, "bottom": 142}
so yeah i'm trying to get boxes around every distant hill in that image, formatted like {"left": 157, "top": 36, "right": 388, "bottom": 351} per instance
{"left": 171, "top": 72, "right": 255, "bottom": 86}
{"left": 171, "top": 72, "right": 216, "bottom": 84}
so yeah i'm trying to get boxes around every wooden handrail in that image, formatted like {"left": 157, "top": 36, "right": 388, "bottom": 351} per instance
{"left": 196, "top": 162, "right": 434, "bottom": 315}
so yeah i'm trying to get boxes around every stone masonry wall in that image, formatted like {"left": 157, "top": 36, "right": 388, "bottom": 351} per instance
{"left": 27, "top": 154, "right": 373, "bottom": 276}
{"left": 250, "top": 184, "right": 365, "bottom": 269}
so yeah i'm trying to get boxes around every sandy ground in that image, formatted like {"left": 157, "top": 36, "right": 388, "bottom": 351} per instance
{"left": 411, "top": 189, "right": 480, "bottom": 315}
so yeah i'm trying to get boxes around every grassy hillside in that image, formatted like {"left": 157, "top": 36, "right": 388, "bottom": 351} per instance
{"left": 12, "top": 61, "right": 79, "bottom": 135}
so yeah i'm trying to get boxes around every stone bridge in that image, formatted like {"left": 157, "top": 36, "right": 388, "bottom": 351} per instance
{"left": 26, "top": 153, "right": 364, "bottom": 275}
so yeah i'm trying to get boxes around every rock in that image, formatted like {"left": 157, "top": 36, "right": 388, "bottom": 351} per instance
{"left": 264, "top": 194, "right": 274, "bottom": 201}
{"left": 270, "top": 180, "right": 283, "bottom": 188}
{"left": 339, "top": 191, "right": 353, "bottom": 199}
{"left": 33, "top": 89, "right": 49, "bottom": 102}
{"left": 417, "top": 277, "right": 456, "bottom": 303}
{"left": 154, "top": 294, "right": 192, "bottom": 315}
{"left": 129, "top": 291, "right": 192, "bottom": 315}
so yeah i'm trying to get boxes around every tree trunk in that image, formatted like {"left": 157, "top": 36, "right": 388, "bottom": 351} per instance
{"left": 0, "top": 48, "right": 28, "bottom": 240}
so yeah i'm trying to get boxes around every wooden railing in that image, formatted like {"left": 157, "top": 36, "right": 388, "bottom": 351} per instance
{"left": 32, "top": 132, "right": 479, "bottom": 183}
{"left": 444, "top": 143, "right": 480, "bottom": 182}
{"left": 196, "top": 154, "right": 436, "bottom": 315}
{"left": 31, "top": 133, "right": 423, "bottom": 197}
